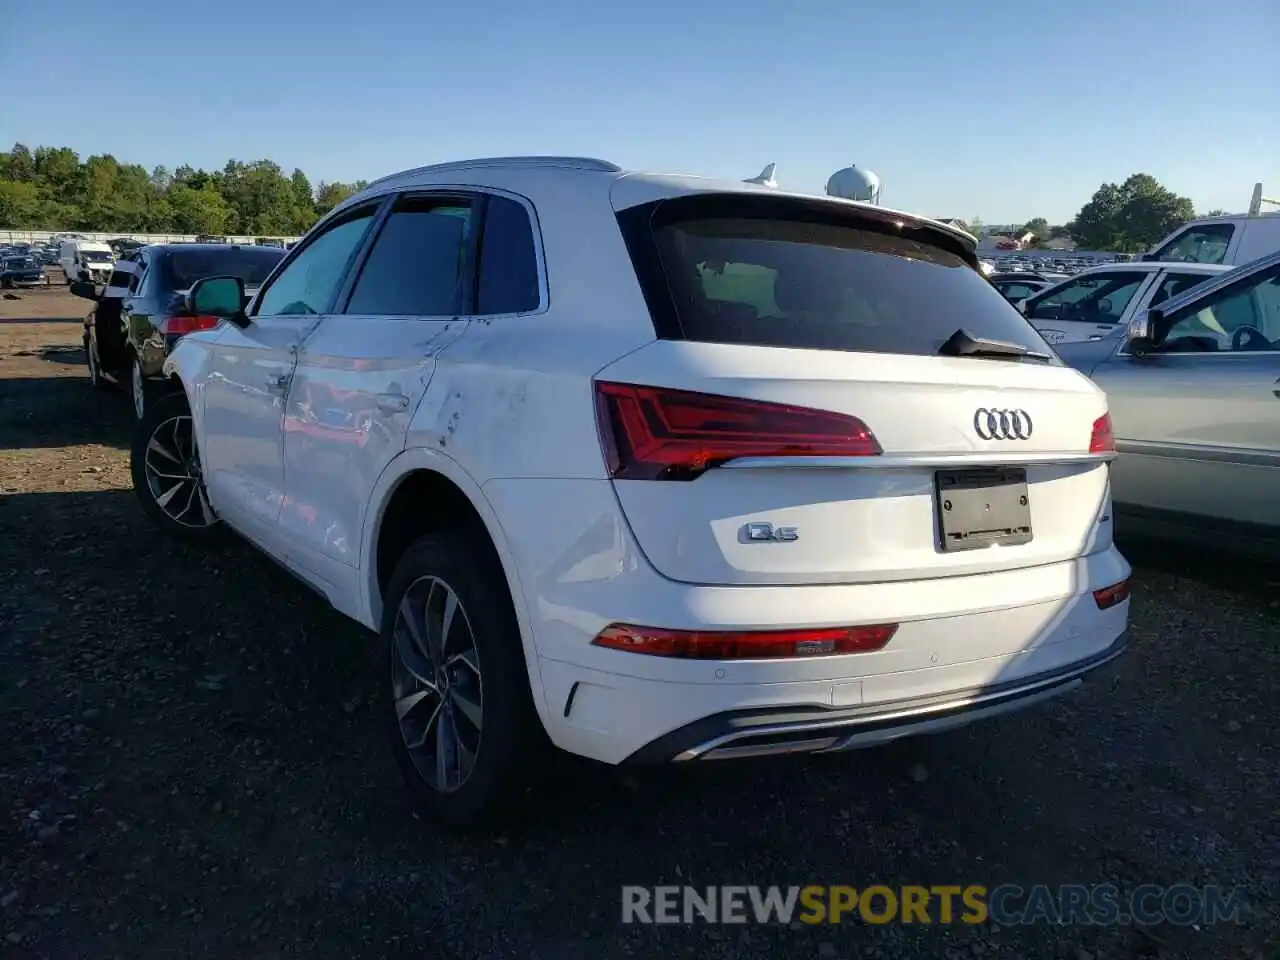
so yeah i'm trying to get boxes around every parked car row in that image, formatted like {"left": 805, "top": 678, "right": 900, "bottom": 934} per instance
{"left": 70, "top": 243, "right": 286, "bottom": 418}
{"left": 0, "top": 246, "right": 49, "bottom": 288}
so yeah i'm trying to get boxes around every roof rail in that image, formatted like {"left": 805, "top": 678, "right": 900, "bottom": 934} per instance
{"left": 363, "top": 156, "right": 621, "bottom": 191}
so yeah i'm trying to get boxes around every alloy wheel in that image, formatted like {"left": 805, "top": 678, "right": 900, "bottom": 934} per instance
{"left": 142, "top": 415, "right": 217, "bottom": 529}
{"left": 391, "top": 576, "right": 484, "bottom": 793}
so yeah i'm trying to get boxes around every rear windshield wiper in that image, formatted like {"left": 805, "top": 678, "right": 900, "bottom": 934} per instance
{"left": 938, "top": 328, "right": 1052, "bottom": 363}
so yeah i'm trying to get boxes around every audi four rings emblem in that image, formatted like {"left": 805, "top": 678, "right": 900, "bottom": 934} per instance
{"left": 973, "top": 407, "right": 1033, "bottom": 440}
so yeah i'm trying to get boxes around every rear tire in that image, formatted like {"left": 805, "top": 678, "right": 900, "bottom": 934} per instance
{"left": 130, "top": 391, "right": 222, "bottom": 541}
{"left": 84, "top": 331, "right": 110, "bottom": 391}
{"left": 381, "top": 530, "right": 543, "bottom": 828}
{"left": 130, "top": 355, "right": 154, "bottom": 420}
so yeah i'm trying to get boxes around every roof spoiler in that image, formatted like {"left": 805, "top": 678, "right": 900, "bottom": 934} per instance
{"left": 1249, "top": 183, "right": 1278, "bottom": 216}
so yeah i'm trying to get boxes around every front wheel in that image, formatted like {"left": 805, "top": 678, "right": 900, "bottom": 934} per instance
{"left": 381, "top": 530, "right": 543, "bottom": 828}
{"left": 130, "top": 391, "right": 221, "bottom": 540}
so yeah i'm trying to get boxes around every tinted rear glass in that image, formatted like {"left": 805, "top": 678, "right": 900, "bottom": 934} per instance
{"left": 168, "top": 247, "right": 285, "bottom": 290}
{"left": 623, "top": 198, "right": 1054, "bottom": 359}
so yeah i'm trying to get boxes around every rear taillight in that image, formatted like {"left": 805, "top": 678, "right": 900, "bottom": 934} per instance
{"left": 161, "top": 315, "right": 221, "bottom": 336}
{"left": 1089, "top": 413, "right": 1116, "bottom": 454}
{"left": 594, "top": 381, "right": 881, "bottom": 481}
{"left": 1093, "top": 578, "right": 1130, "bottom": 610}
{"left": 591, "top": 623, "right": 898, "bottom": 659}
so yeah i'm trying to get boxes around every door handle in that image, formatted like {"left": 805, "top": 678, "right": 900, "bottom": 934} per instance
{"left": 375, "top": 392, "right": 410, "bottom": 413}
{"left": 266, "top": 373, "right": 291, "bottom": 392}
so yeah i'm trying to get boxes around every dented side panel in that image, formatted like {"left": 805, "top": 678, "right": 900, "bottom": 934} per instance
{"left": 277, "top": 314, "right": 469, "bottom": 602}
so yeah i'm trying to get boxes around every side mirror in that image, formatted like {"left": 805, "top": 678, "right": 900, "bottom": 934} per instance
{"left": 188, "top": 275, "right": 249, "bottom": 328}
{"left": 69, "top": 280, "right": 99, "bottom": 302}
{"left": 1126, "top": 307, "right": 1160, "bottom": 356}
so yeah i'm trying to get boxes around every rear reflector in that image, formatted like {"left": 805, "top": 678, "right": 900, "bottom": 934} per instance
{"left": 592, "top": 623, "right": 898, "bottom": 659}
{"left": 161, "top": 315, "right": 221, "bottom": 336}
{"left": 1089, "top": 413, "right": 1116, "bottom": 454}
{"left": 1092, "top": 579, "right": 1130, "bottom": 610}
{"left": 594, "top": 381, "right": 881, "bottom": 481}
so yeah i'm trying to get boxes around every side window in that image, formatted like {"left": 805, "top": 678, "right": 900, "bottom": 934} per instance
{"left": 1148, "top": 272, "right": 1212, "bottom": 307}
{"left": 1161, "top": 267, "right": 1280, "bottom": 353}
{"left": 344, "top": 195, "right": 474, "bottom": 317}
{"left": 1028, "top": 272, "right": 1146, "bottom": 323}
{"left": 129, "top": 256, "right": 148, "bottom": 294}
{"left": 1152, "top": 224, "right": 1234, "bottom": 265}
{"left": 255, "top": 208, "right": 377, "bottom": 317}
{"left": 477, "top": 195, "right": 540, "bottom": 314}
{"left": 104, "top": 259, "right": 136, "bottom": 297}
{"left": 1001, "top": 282, "right": 1040, "bottom": 301}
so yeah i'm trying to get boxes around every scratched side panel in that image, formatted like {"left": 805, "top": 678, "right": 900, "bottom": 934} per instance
{"left": 280, "top": 315, "right": 467, "bottom": 598}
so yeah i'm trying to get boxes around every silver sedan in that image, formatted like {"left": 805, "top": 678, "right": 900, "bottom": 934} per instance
{"left": 1055, "top": 248, "right": 1280, "bottom": 556}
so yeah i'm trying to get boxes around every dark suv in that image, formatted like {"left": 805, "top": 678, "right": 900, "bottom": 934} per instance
{"left": 71, "top": 243, "right": 285, "bottom": 418}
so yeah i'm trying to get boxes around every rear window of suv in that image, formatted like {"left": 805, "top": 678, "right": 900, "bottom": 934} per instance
{"left": 618, "top": 194, "right": 1055, "bottom": 359}
{"left": 167, "top": 247, "right": 285, "bottom": 291}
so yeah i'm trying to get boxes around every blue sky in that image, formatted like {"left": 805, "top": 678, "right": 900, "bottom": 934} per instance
{"left": 1, "top": 0, "right": 1275, "bottom": 223}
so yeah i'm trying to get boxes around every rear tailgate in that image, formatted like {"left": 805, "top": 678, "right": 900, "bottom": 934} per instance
{"left": 602, "top": 190, "right": 1115, "bottom": 587}
{"left": 597, "top": 342, "right": 1110, "bottom": 585}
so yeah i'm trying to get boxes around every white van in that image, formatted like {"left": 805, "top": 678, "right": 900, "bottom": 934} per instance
{"left": 1142, "top": 183, "right": 1280, "bottom": 267}
{"left": 60, "top": 239, "right": 115, "bottom": 283}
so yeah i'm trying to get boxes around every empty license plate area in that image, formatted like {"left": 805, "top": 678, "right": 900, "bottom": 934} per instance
{"left": 935, "top": 467, "right": 1033, "bottom": 552}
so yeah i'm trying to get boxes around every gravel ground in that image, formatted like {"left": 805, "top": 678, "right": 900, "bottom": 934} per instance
{"left": 1, "top": 293, "right": 1277, "bottom": 959}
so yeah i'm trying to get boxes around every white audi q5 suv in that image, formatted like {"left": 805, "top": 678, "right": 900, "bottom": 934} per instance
{"left": 131, "top": 156, "right": 1131, "bottom": 825}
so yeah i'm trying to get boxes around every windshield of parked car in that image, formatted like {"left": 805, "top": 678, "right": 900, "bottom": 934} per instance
{"left": 169, "top": 247, "right": 285, "bottom": 290}
{"left": 81, "top": 250, "right": 114, "bottom": 263}
{"left": 3, "top": 257, "right": 33, "bottom": 270}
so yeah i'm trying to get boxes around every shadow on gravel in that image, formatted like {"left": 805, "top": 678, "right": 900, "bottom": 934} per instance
{"left": 1117, "top": 535, "right": 1280, "bottom": 602}
{"left": 2, "top": 494, "right": 1275, "bottom": 956}
{"left": 37, "top": 345, "right": 87, "bottom": 365}
{"left": 0, "top": 373, "right": 130, "bottom": 450}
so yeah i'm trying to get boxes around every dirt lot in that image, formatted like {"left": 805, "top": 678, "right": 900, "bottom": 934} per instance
{"left": 0, "top": 289, "right": 1277, "bottom": 959}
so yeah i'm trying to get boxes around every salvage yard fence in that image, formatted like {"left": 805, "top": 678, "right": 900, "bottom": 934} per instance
{"left": 1, "top": 230, "right": 299, "bottom": 246}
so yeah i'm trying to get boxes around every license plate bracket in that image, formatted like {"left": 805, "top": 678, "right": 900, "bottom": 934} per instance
{"left": 935, "top": 466, "right": 1033, "bottom": 552}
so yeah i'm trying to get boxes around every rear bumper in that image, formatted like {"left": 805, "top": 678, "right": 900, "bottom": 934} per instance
{"left": 625, "top": 631, "right": 1126, "bottom": 762}
{"left": 483, "top": 478, "right": 1131, "bottom": 766}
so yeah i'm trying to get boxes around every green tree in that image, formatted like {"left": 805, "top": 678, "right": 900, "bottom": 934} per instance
{"left": 1204, "top": 208, "right": 1227, "bottom": 217}
{"left": 1, "top": 144, "right": 36, "bottom": 182}
{"left": 167, "top": 184, "right": 234, "bottom": 234}
{"left": 33, "top": 146, "right": 82, "bottom": 197}
{"left": 0, "top": 180, "right": 42, "bottom": 226}
{"left": 220, "top": 159, "right": 306, "bottom": 234}
{"left": 315, "top": 180, "right": 359, "bottom": 216}
{"left": 1069, "top": 174, "right": 1195, "bottom": 252}
{"left": 0, "top": 142, "right": 342, "bottom": 234}
{"left": 150, "top": 165, "right": 173, "bottom": 191}
{"left": 290, "top": 168, "right": 313, "bottom": 209}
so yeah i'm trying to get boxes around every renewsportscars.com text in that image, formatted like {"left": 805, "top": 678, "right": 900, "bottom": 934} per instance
{"left": 621, "top": 884, "right": 1246, "bottom": 927}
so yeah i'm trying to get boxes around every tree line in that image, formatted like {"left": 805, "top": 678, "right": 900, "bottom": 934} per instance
{"left": 0, "top": 143, "right": 367, "bottom": 236}
{"left": 0, "top": 144, "right": 1225, "bottom": 252}
{"left": 977, "top": 173, "right": 1223, "bottom": 253}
